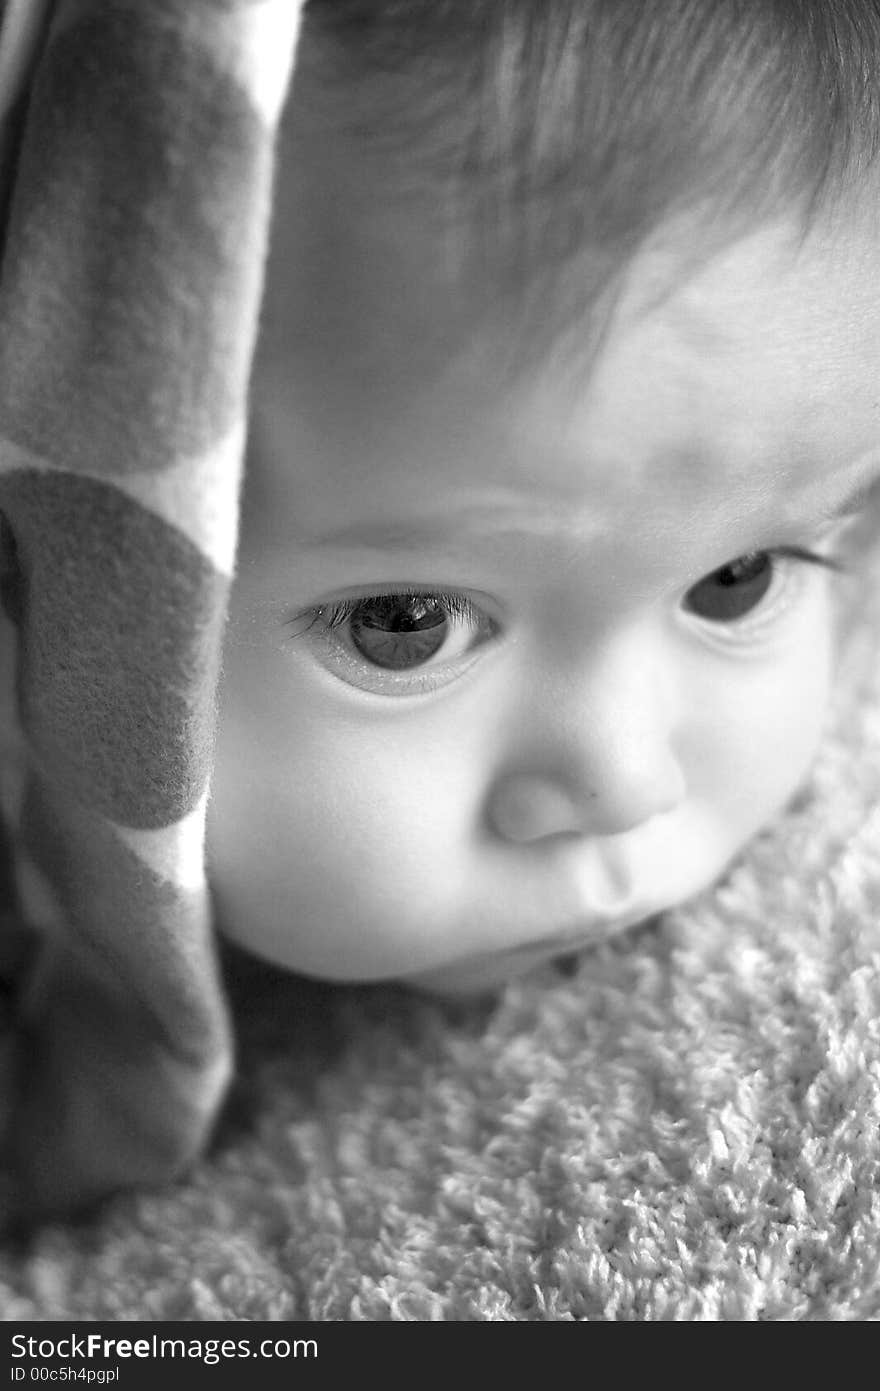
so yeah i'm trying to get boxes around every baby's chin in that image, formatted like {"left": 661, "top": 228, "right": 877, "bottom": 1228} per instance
{"left": 404, "top": 925, "right": 644, "bottom": 996}
{"left": 406, "top": 953, "right": 568, "bottom": 996}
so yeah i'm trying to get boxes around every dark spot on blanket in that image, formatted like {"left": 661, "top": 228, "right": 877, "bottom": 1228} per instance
{"left": 21, "top": 774, "right": 229, "bottom": 1064}
{"left": 0, "top": 471, "right": 226, "bottom": 828}
{"left": 553, "top": 952, "right": 580, "bottom": 978}
{"left": 0, "top": 510, "right": 23, "bottom": 627}
{"left": 0, "top": 0, "right": 272, "bottom": 474}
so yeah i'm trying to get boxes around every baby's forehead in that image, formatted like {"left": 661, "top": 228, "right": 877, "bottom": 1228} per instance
{"left": 293, "top": 0, "right": 880, "bottom": 325}
{"left": 261, "top": 76, "right": 880, "bottom": 570}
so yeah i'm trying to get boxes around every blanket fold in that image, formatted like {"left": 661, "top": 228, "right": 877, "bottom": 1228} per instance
{"left": 0, "top": 0, "right": 301, "bottom": 1216}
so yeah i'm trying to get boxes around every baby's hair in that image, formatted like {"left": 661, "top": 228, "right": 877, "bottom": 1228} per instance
{"left": 301, "top": 0, "right": 880, "bottom": 333}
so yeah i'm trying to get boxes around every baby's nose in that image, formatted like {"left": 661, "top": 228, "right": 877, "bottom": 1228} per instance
{"left": 487, "top": 761, "right": 683, "bottom": 844}
{"left": 485, "top": 636, "right": 686, "bottom": 844}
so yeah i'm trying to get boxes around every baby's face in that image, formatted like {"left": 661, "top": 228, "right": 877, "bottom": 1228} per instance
{"left": 207, "top": 105, "right": 880, "bottom": 992}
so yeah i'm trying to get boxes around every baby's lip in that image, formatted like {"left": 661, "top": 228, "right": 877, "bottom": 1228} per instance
{"left": 566, "top": 836, "right": 643, "bottom": 916}
{"left": 509, "top": 907, "right": 641, "bottom": 958}
{"left": 409, "top": 911, "right": 642, "bottom": 995}
{"left": 411, "top": 836, "right": 662, "bottom": 994}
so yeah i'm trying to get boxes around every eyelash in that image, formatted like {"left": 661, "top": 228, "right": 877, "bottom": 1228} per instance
{"left": 294, "top": 548, "right": 841, "bottom": 633}
{"left": 299, "top": 589, "right": 483, "bottom": 635}
{"left": 768, "top": 545, "right": 843, "bottom": 574}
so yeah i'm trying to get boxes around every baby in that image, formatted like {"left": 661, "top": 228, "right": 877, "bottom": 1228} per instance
{"left": 207, "top": 0, "right": 880, "bottom": 995}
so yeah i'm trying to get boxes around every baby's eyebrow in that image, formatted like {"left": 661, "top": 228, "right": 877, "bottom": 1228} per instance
{"left": 294, "top": 498, "right": 606, "bottom": 550}
{"left": 820, "top": 471, "right": 880, "bottom": 522}
{"left": 301, "top": 520, "right": 452, "bottom": 550}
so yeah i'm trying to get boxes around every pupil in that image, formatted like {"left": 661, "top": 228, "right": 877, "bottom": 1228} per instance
{"left": 717, "top": 553, "right": 768, "bottom": 587}
{"left": 684, "top": 551, "right": 773, "bottom": 622}
{"left": 349, "top": 595, "right": 448, "bottom": 669}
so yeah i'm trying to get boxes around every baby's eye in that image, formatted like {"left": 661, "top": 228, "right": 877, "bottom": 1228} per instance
{"left": 292, "top": 589, "right": 498, "bottom": 695}
{"left": 681, "top": 545, "right": 840, "bottom": 633}
{"left": 346, "top": 594, "right": 456, "bottom": 669}
{"left": 682, "top": 551, "right": 774, "bottom": 622}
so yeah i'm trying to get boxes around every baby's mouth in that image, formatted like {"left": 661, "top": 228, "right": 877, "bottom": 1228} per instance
{"left": 407, "top": 912, "right": 643, "bottom": 996}
{"left": 411, "top": 831, "right": 672, "bottom": 995}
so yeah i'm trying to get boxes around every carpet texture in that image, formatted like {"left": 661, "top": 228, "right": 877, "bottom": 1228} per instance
{"left": 1, "top": 588, "right": 879, "bottom": 1320}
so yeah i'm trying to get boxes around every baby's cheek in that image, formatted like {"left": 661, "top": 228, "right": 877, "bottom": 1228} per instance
{"left": 207, "top": 649, "right": 495, "bottom": 975}
{"left": 286, "top": 706, "right": 485, "bottom": 903}
{"left": 686, "top": 597, "right": 833, "bottom": 834}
